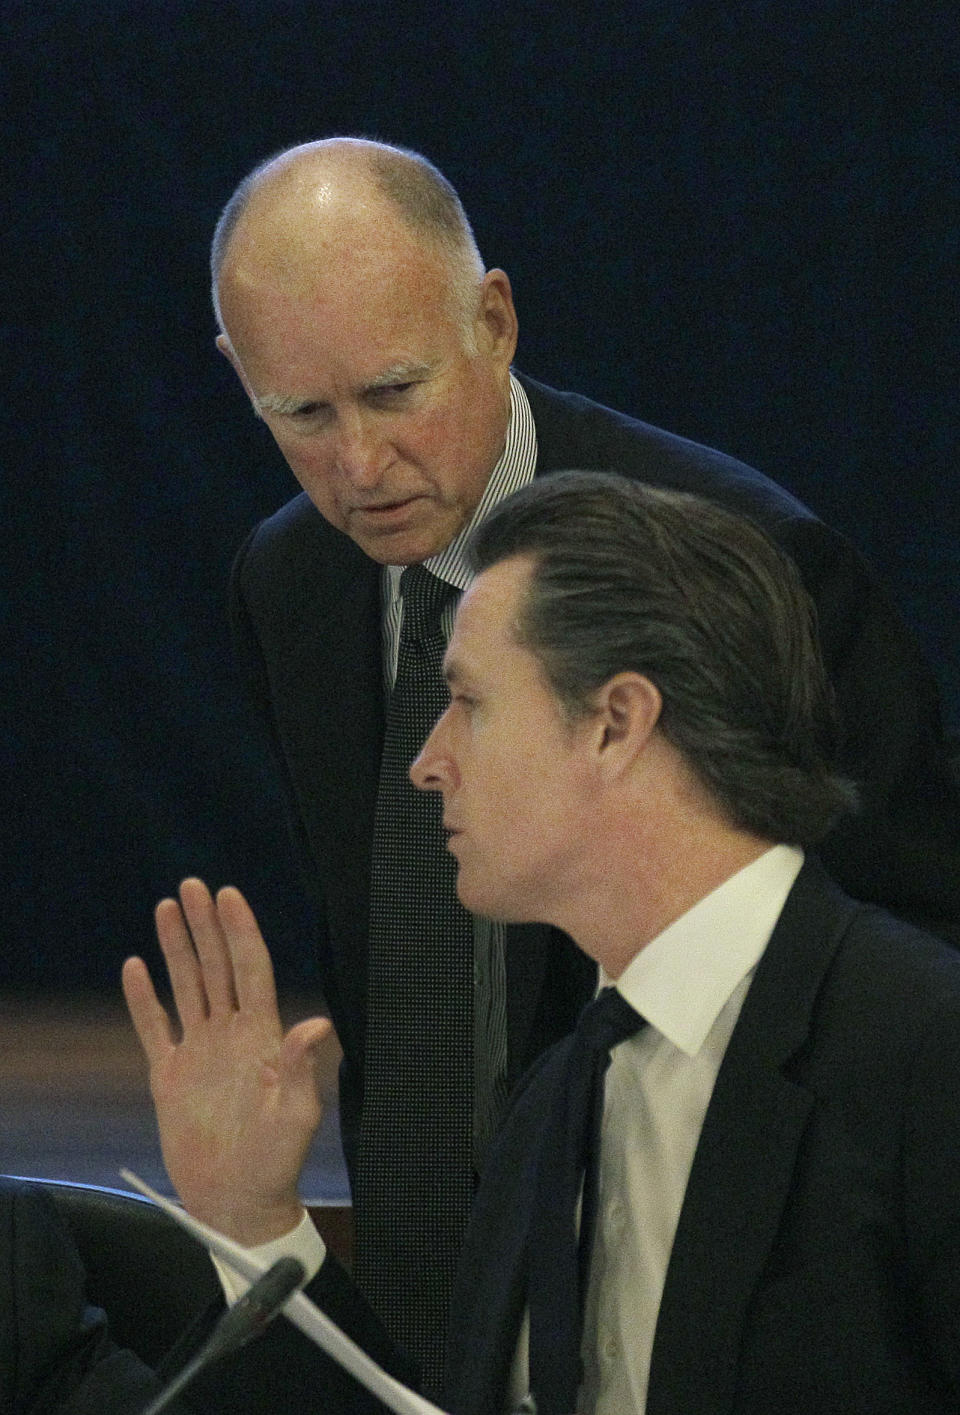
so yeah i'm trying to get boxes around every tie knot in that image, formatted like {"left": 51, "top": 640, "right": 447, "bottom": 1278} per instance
{"left": 576, "top": 985, "right": 644, "bottom": 1055}
{"left": 399, "top": 565, "right": 455, "bottom": 642}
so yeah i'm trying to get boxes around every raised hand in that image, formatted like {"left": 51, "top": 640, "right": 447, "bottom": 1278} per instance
{"left": 122, "top": 878, "right": 331, "bottom": 1245}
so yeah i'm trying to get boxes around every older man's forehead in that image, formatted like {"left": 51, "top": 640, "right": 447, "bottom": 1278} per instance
{"left": 224, "top": 183, "right": 450, "bottom": 300}
{"left": 221, "top": 235, "right": 462, "bottom": 380}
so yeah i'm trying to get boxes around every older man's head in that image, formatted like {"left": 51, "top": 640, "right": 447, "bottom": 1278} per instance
{"left": 211, "top": 139, "right": 518, "bottom": 565}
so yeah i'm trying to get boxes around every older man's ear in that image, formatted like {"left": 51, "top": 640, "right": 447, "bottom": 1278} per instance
{"left": 214, "top": 333, "right": 263, "bottom": 417}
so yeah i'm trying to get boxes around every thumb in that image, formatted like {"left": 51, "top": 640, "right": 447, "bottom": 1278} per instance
{"left": 280, "top": 1015, "right": 333, "bottom": 1078}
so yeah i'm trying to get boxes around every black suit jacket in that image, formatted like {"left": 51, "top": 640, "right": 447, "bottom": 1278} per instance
{"left": 444, "top": 858, "right": 960, "bottom": 1415}
{"left": 0, "top": 1181, "right": 189, "bottom": 1415}
{"left": 185, "top": 861, "right": 960, "bottom": 1415}
{"left": 229, "top": 371, "right": 960, "bottom": 1176}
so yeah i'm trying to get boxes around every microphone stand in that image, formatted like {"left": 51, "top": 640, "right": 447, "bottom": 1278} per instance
{"left": 138, "top": 1255, "right": 305, "bottom": 1415}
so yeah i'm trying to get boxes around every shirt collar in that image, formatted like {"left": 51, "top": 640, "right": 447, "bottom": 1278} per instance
{"left": 385, "top": 371, "right": 536, "bottom": 601}
{"left": 604, "top": 844, "right": 805, "bottom": 1057}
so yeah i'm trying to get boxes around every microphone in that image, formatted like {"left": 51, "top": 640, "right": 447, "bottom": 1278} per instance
{"left": 139, "top": 1255, "right": 306, "bottom": 1415}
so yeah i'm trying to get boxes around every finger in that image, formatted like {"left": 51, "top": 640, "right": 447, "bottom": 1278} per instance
{"left": 121, "top": 955, "right": 175, "bottom": 1065}
{"left": 178, "top": 877, "right": 239, "bottom": 1017}
{"left": 215, "top": 885, "right": 279, "bottom": 1019}
{"left": 154, "top": 894, "right": 209, "bottom": 1030}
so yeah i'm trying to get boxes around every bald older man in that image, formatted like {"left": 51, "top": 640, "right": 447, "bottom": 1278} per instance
{"left": 211, "top": 137, "right": 960, "bottom": 1381}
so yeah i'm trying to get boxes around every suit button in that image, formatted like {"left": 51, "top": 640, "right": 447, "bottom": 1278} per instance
{"left": 600, "top": 1331, "right": 619, "bottom": 1365}
{"left": 605, "top": 1196, "right": 627, "bottom": 1235}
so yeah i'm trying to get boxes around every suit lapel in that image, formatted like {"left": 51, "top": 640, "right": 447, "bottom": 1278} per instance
{"left": 647, "top": 861, "right": 861, "bottom": 1415}
{"left": 519, "top": 372, "right": 596, "bottom": 477}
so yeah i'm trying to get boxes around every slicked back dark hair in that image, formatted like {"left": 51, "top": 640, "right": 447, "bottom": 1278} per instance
{"left": 468, "top": 471, "right": 858, "bottom": 847}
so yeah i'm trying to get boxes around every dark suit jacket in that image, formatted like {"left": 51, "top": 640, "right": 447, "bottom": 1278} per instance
{"left": 229, "top": 371, "right": 960, "bottom": 1177}
{"left": 186, "top": 860, "right": 960, "bottom": 1415}
{"left": 444, "top": 857, "right": 960, "bottom": 1415}
{"left": 0, "top": 1181, "right": 191, "bottom": 1415}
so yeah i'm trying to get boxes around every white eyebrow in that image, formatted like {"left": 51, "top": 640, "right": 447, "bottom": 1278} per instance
{"left": 254, "top": 360, "right": 439, "bottom": 417}
{"left": 254, "top": 392, "right": 315, "bottom": 416}
{"left": 367, "top": 359, "right": 438, "bottom": 388}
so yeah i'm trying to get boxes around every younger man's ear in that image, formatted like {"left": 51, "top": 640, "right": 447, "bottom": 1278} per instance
{"left": 593, "top": 673, "right": 663, "bottom": 768}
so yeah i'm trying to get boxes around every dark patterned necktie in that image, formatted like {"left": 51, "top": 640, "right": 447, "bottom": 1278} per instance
{"left": 527, "top": 986, "right": 645, "bottom": 1415}
{"left": 355, "top": 564, "right": 474, "bottom": 1394}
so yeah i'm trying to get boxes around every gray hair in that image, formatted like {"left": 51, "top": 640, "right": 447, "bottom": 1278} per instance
{"left": 210, "top": 138, "right": 486, "bottom": 343}
{"left": 468, "top": 471, "right": 859, "bottom": 847}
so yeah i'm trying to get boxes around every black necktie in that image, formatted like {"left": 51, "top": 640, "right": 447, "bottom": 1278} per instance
{"left": 355, "top": 564, "right": 474, "bottom": 1394}
{"left": 527, "top": 986, "right": 645, "bottom": 1415}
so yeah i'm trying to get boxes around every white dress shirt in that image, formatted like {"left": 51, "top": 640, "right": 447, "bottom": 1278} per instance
{"left": 508, "top": 843, "right": 805, "bottom": 1414}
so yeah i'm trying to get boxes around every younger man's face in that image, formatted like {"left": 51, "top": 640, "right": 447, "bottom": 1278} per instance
{"left": 410, "top": 555, "right": 594, "bottom": 926}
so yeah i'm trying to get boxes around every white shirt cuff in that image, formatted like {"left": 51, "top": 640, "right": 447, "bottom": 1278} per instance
{"left": 212, "top": 1208, "right": 327, "bottom": 1305}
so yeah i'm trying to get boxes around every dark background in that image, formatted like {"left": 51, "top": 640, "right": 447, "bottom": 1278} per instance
{"left": 4, "top": 1, "right": 957, "bottom": 991}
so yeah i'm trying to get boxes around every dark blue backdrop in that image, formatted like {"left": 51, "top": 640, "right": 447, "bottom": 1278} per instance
{"left": 4, "top": 1, "right": 957, "bottom": 990}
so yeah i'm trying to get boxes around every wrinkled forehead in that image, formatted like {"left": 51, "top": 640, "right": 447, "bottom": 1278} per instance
{"left": 220, "top": 177, "right": 455, "bottom": 320}
{"left": 220, "top": 247, "right": 464, "bottom": 383}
